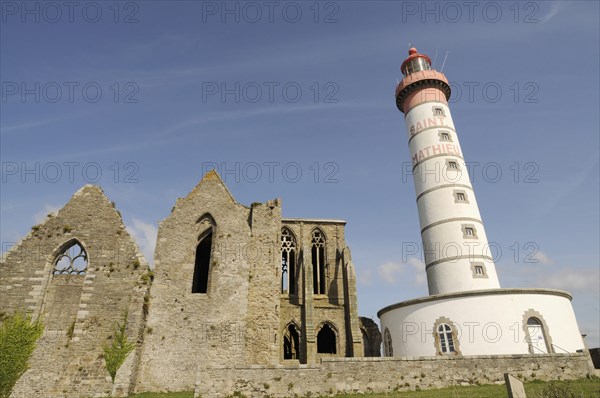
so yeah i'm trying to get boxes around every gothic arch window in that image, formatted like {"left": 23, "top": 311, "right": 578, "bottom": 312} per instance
{"left": 522, "top": 310, "right": 553, "bottom": 354}
{"left": 311, "top": 229, "right": 326, "bottom": 294}
{"left": 383, "top": 327, "right": 393, "bottom": 357}
{"left": 53, "top": 241, "right": 88, "bottom": 275}
{"left": 192, "top": 217, "right": 215, "bottom": 294}
{"left": 281, "top": 228, "right": 297, "bottom": 295}
{"left": 283, "top": 322, "right": 301, "bottom": 360}
{"left": 317, "top": 322, "right": 337, "bottom": 354}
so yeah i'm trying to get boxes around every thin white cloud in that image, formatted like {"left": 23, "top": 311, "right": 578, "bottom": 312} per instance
{"left": 377, "top": 257, "right": 426, "bottom": 286}
{"left": 407, "top": 257, "right": 427, "bottom": 286}
{"left": 33, "top": 204, "right": 62, "bottom": 225}
{"left": 378, "top": 261, "right": 402, "bottom": 284}
{"left": 126, "top": 218, "right": 157, "bottom": 267}
{"left": 2, "top": 115, "right": 71, "bottom": 133}
{"left": 531, "top": 250, "right": 553, "bottom": 265}
{"left": 538, "top": 2, "right": 563, "bottom": 24}
{"left": 357, "top": 268, "right": 373, "bottom": 286}
{"left": 536, "top": 267, "right": 600, "bottom": 295}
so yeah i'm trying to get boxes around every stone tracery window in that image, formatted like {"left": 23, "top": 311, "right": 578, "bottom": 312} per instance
{"left": 383, "top": 327, "right": 393, "bottom": 357}
{"left": 53, "top": 242, "right": 88, "bottom": 275}
{"left": 281, "top": 228, "right": 297, "bottom": 295}
{"left": 311, "top": 229, "right": 326, "bottom": 294}
{"left": 283, "top": 322, "right": 301, "bottom": 360}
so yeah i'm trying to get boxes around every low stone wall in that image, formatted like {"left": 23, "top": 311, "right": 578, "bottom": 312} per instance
{"left": 196, "top": 353, "right": 592, "bottom": 398}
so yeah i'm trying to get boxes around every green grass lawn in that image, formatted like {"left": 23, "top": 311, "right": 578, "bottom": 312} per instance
{"left": 126, "top": 377, "right": 600, "bottom": 398}
{"left": 128, "top": 392, "right": 194, "bottom": 398}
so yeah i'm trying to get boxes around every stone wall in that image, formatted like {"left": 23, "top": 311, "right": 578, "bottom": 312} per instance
{"left": 136, "top": 171, "right": 282, "bottom": 393}
{"left": 0, "top": 185, "right": 149, "bottom": 398}
{"left": 196, "top": 353, "right": 593, "bottom": 398}
{"left": 359, "top": 317, "right": 382, "bottom": 357}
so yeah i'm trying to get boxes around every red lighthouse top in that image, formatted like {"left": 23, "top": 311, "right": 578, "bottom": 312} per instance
{"left": 395, "top": 47, "right": 451, "bottom": 113}
{"left": 400, "top": 47, "right": 432, "bottom": 77}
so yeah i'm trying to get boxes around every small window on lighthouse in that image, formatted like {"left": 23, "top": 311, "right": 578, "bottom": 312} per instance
{"left": 462, "top": 225, "right": 478, "bottom": 239}
{"left": 471, "top": 263, "right": 488, "bottom": 278}
{"left": 447, "top": 161, "right": 458, "bottom": 170}
{"left": 433, "top": 107, "right": 446, "bottom": 117}
{"left": 439, "top": 131, "right": 452, "bottom": 142}
{"left": 455, "top": 192, "right": 467, "bottom": 202}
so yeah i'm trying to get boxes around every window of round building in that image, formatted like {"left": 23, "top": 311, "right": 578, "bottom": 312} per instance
{"left": 527, "top": 317, "right": 549, "bottom": 354}
{"left": 437, "top": 323, "right": 455, "bottom": 354}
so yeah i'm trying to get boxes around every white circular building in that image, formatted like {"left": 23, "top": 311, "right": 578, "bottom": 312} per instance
{"left": 379, "top": 48, "right": 586, "bottom": 358}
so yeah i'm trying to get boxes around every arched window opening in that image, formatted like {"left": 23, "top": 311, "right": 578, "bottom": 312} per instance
{"left": 192, "top": 232, "right": 212, "bottom": 294}
{"left": 384, "top": 327, "right": 393, "bottom": 357}
{"left": 311, "top": 229, "right": 326, "bottom": 294}
{"left": 53, "top": 242, "right": 87, "bottom": 275}
{"left": 283, "top": 323, "right": 300, "bottom": 360}
{"left": 437, "top": 323, "right": 455, "bottom": 354}
{"left": 317, "top": 323, "right": 336, "bottom": 354}
{"left": 527, "top": 317, "right": 548, "bottom": 354}
{"left": 281, "top": 228, "right": 297, "bottom": 295}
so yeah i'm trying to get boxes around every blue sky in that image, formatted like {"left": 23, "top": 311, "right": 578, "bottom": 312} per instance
{"left": 1, "top": 1, "right": 599, "bottom": 347}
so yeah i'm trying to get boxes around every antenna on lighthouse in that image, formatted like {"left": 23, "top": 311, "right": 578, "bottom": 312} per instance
{"left": 440, "top": 50, "right": 449, "bottom": 72}
{"left": 433, "top": 47, "right": 439, "bottom": 69}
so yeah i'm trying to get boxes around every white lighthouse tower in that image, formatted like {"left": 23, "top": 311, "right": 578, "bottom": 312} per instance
{"left": 396, "top": 47, "right": 500, "bottom": 295}
{"left": 378, "top": 48, "right": 587, "bottom": 358}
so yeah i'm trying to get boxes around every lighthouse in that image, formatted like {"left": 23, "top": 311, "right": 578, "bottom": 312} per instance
{"left": 395, "top": 47, "right": 500, "bottom": 295}
{"left": 378, "top": 47, "right": 586, "bottom": 358}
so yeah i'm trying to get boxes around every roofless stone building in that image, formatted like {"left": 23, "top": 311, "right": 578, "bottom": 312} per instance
{"left": 1, "top": 171, "right": 376, "bottom": 397}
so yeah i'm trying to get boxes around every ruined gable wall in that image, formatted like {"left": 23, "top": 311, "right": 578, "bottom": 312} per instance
{"left": 0, "top": 185, "right": 149, "bottom": 398}
{"left": 137, "top": 173, "right": 260, "bottom": 392}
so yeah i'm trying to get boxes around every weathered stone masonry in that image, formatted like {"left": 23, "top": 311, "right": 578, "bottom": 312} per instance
{"left": 0, "top": 185, "right": 149, "bottom": 398}
{"left": 197, "top": 353, "right": 592, "bottom": 397}
{"left": 0, "top": 172, "right": 594, "bottom": 398}
{"left": 136, "top": 171, "right": 365, "bottom": 393}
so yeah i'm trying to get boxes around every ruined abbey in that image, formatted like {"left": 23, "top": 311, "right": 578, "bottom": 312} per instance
{"left": 0, "top": 170, "right": 593, "bottom": 398}
{"left": 0, "top": 171, "right": 384, "bottom": 397}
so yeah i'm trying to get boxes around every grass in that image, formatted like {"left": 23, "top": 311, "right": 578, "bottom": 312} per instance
{"left": 128, "top": 393, "right": 194, "bottom": 398}
{"left": 121, "top": 378, "right": 600, "bottom": 398}
{"left": 342, "top": 378, "right": 600, "bottom": 398}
